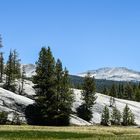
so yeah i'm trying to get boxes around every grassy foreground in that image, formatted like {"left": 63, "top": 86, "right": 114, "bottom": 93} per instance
{"left": 0, "top": 125, "right": 139, "bottom": 140}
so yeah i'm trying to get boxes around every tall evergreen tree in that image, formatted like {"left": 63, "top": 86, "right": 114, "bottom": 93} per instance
{"left": 118, "top": 83, "right": 123, "bottom": 98}
{"left": 0, "top": 35, "right": 4, "bottom": 83}
{"left": 82, "top": 73, "right": 96, "bottom": 107}
{"left": 129, "top": 110, "right": 135, "bottom": 125}
{"left": 0, "top": 52, "right": 4, "bottom": 82}
{"left": 135, "top": 88, "right": 140, "bottom": 102}
{"left": 32, "top": 47, "right": 56, "bottom": 125}
{"left": 101, "top": 105, "right": 110, "bottom": 126}
{"left": 122, "top": 104, "right": 135, "bottom": 126}
{"left": 55, "top": 59, "right": 63, "bottom": 112}
{"left": 4, "top": 51, "right": 15, "bottom": 91}
{"left": 124, "top": 83, "right": 133, "bottom": 100}
{"left": 0, "top": 34, "right": 3, "bottom": 48}
{"left": 138, "top": 83, "right": 140, "bottom": 90}
{"left": 77, "top": 72, "right": 96, "bottom": 122}
{"left": 109, "top": 83, "right": 117, "bottom": 97}
{"left": 58, "top": 67, "right": 73, "bottom": 125}
{"left": 111, "top": 106, "right": 121, "bottom": 125}
{"left": 13, "top": 50, "right": 21, "bottom": 80}
{"left": 54, "top": 60, "right": 73, "bottom": 125}
{"left": 102, "top": 86, "right": 109, "bottom": 95}
{"left": 4, "top": 50, "right": 21, "bottom": 92}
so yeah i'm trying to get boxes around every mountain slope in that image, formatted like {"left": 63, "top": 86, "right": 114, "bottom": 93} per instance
{"left": 73, "top": 89, "right": 140, "bottom": 125}
{"left": 78, "top": 67, "right": 140, "bottom": 81}
{"left": 0, "top": 87, "right": 34, "bottom": 122}
{"left": 0, "top": 81, "right": 91, "bottom": 125}
{"left": 1, "top": 79, "right": 140, "bottom": 125}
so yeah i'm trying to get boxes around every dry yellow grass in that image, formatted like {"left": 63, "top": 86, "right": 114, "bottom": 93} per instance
{"left": 0, "top": 125, "right": 139, "bottom": 140}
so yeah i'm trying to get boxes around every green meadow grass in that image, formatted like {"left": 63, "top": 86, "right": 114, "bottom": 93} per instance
{"left": 0, "top": 125, "right": 139, "bottom": 140}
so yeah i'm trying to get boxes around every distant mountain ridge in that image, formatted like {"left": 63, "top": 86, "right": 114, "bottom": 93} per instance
{"left": 22, "top": 64, "right": 36, "bottom": 78}
{"left": 78, "top": 67, "right": 140, "bottom": 82}
{"left": 23, "top": 64, "right": 140, "bottom": 82}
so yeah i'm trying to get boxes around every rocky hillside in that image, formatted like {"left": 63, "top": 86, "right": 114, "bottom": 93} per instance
{"left": 0, "top": 87, "right": 34, "bottom": 122}
{"left": 0, "top": 80, "right": 140, "bottom": 125}
{"left": 73, "top": 89, "right": 140, "bottom": 125}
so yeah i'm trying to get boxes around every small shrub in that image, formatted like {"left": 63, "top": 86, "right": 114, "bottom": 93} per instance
{"left": 0, "top": 111, "right": 8, "bottom": 124}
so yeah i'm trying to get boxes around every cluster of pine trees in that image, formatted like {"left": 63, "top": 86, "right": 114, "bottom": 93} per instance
{"left": 0, "top": 50, "right": 25, "bottom": 94}
{"left": 25, "top": 47, "right": 74, "bottom": 126}
{"left": 0, "top": 35, "right": 26, "bottom": 94}
{"left": 0, "top": 35, "right": 25, "bottom": 93}
{"left": 101, "top": 104, "right": 135, "bottom": 126}
{"left": 25, "top": 47, "right": 97, "bottom": 126}
{"left": 102, "top": 82, "right": 140, "bottom": 101}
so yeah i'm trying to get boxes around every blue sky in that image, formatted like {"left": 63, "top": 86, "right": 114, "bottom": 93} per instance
{"left": 0, "top": 0, "right": 140, "bottom": 74}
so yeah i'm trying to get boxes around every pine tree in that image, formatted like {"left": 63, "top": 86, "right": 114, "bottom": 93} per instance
{"left": 121, "top": 84, "right": 125, "bottom": 98}
{"left": 109, "top": 83, "right": 117, "bottom": 97}
{"left": 4, "top": 51, "right": 15, "bottom": 92}
{"left": 0, "top": 34, "right": 3, "bottom": 48}
{"left": 0, "top": 52, "right": 4, "bottom": 82}
{"left": 102, "top": 86, "right": 109, "bottom": 95}
{"left": 57, "top": 67, "right": 73, "bottom": 125}
{"left": 55, "top": 59, "right": 63, "bottom": 112}
{"left": 135, "top": 88, "right": 140, "bottom": 102}
{"left": 54, "top": 60, "right": 73, "bottom": 125}
{"left": 118, "top": 83, "right": 123, "bottom": 98}
{"left": 129, "top": 110, "right": 135, "bottom": 125}
{"left": 13, "top": 50, "right": 21, "bottom": 80}
{"left": 82, "top": 72, "right": 96, "bottom": 107}
{"left": 122, "top": 104, "right": 129, "bottom": 126}
{"left": 138, "top": 83, "right": 140, "bottom": 90}
{"left": 0, "top": 35, "right": 4, "bottom": 83}
{"left": 111, "top": 106, "right": 121, "bottom": 125}
{"left": 32, "top": 47, "right": 56, "bottom": 125}
{"left": 122, "top": 104, "right": 135, "bottom": 126}
{"left": 101, "top": 105, "right": 110, "bottom": 126}
{"left": 4, "top": 50, "right": 21, "bottom": 92}
{"left": 124, "top": 83, "right": 133, "bottom": 100}
{"left": 77, "top": 72, "right": 96, "bottom": 122}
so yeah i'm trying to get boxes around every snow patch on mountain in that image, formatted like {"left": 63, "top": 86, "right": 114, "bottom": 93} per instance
{"left": 78, "top": 67, "right": 140, "bottom": 81}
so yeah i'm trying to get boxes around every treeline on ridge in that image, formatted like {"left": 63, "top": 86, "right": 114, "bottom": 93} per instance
{"left": 70, "top": 75, "right": 140, "bottom": 101}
